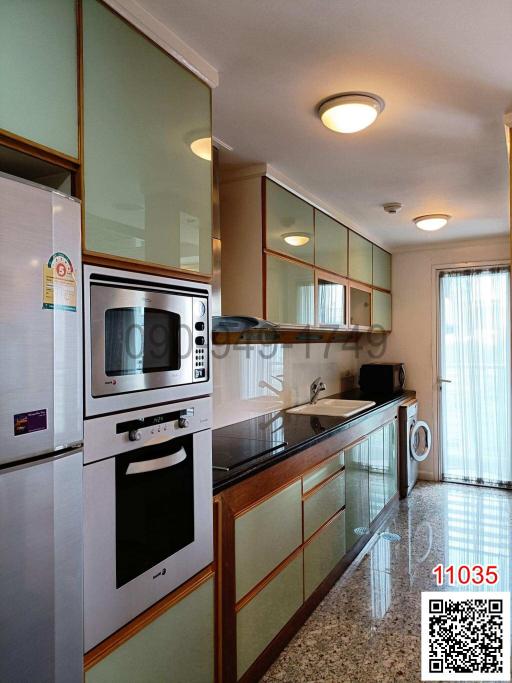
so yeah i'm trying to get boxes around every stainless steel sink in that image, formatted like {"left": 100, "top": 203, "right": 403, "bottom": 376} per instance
{"left": 286, "top": 398, "right": 376, "bottom": 418}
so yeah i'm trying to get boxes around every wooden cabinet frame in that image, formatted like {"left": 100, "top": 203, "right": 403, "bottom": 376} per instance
{"left": 215, "top": 401, "right": 404, "bottom": 683}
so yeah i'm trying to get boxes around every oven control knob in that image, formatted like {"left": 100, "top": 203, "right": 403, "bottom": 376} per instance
{"left": 129, "top": 429, "right": 142, "bottom": 442}
{"left": 178, "top": 417, "right": 190, "bottom": 429}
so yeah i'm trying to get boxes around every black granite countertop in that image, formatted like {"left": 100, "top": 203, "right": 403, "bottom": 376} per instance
{"left": 212, "top": 388, "right": 415, "bottom": 493}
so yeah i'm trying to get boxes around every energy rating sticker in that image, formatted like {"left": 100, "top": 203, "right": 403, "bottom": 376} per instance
{"left": 42, "top": 252, "right": 77, "bottom": 312}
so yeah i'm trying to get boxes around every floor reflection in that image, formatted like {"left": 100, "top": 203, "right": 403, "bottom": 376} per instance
{"left": 262, "top": 482, "right": 512, "bottom": 682}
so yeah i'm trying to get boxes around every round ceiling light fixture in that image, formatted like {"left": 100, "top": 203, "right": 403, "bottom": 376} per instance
{"left": 318, "top": 92, "right": 385, "bottom": 134}
{"left": 282, "top": 232, "right": 310, "bottom": 246}
{"left": 190, "top": 136, "right": 212, "bottom": 161}
{"left": 413, "top": 214, "right": 451, "bottom": 231}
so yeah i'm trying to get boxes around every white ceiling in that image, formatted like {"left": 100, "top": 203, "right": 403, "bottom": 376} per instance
{"left": 139, "top": 0, "right": 512, "bottom": 249}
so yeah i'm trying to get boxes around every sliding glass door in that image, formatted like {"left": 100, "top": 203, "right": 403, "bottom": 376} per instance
{"left": 439, "top": 266, "right": 511, "bottom": 487}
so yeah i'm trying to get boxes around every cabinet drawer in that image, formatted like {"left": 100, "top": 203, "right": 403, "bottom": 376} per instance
{"left": 235, "top": 480, "right": 302, "bottom": 601}
{"left": 237, "top": 553, "right": 303, "bottom": 679}
{"left": 302, "top": 452, "right": 344, "bottom": 494}
{"left": 303, "top": 471, "right": 345, "bottom": 540}
{"left": 85, "top": 576, "right": 214, "bottom": 683}
{"left": 304, "top": 510, "right": 346, "bottom": 600}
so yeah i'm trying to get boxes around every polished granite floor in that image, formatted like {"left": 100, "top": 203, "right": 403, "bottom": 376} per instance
{"left": 261, "top": 482, "right": 512, "bottom": 683}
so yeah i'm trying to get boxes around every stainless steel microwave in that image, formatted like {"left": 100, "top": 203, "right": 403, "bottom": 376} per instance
{"left": 84, "top": 266, "right": 212, "bottom": 417}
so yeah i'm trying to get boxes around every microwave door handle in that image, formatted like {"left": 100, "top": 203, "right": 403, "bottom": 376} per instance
{"left": 126, "top": 447, "right": 187, "bottom": 475}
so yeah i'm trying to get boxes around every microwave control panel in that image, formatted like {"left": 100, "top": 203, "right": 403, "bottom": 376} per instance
{"left": 193, "top": 297, "right": 209, "bottom": 382}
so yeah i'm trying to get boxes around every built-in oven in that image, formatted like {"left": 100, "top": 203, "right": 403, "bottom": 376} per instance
{"left": 83, "top": 396, "right": 213, "bottom": 651}
{"left": 84, "top": 265, "right": 212, "bottom": 417}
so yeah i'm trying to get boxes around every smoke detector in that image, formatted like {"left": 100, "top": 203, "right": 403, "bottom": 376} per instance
{"left": 383, "top": 202, "right": 403, "bottom": 214}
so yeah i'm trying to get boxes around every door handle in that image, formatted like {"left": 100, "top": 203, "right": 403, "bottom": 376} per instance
{"left": 438, "top": 378, "right": 452, "bottom": 384}
{"left": 126, "top": 447, "right": 187, "bottom": 475}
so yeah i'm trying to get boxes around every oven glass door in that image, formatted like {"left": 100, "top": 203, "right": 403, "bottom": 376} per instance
{"left": 90, "top": 284, "right": 194, "bottom": 396}
{"left": 115, "top": 434, "right": 195, "bottom": 588}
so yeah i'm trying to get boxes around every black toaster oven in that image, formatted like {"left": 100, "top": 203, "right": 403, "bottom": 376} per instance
{"left": 359, "top": 363, "right": 405, "bottom": 393}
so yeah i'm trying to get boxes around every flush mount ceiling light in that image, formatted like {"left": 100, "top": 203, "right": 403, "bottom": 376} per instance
{"left": 190, "top": 136, "right": 212, "bottom": 161}
{"left": 413, "top": 214, "right": 451, "bottom": 231}
{"left": 318, "top": 92, "right": 385, "bottom": 134}
{"left": 282, "top": 232, "right": 310, "bottom": 246}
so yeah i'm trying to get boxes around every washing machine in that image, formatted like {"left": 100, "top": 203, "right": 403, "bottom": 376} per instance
{"left": 399, "top": 400, "right": 432, "bottom": 498}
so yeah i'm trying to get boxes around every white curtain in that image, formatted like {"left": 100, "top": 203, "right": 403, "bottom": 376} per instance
{"left": 439, "top": 266, "right": 511, "bottom": 487}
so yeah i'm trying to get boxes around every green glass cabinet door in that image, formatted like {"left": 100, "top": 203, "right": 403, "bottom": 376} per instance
{"left": 82, "top": 0, "right": 212, "bottom": 273}
{"left": 85, "top": 577, "right": 214, "bottom": 683}
{"left": 372, "top": 290, "right": 392, "bottom": 331}
{"left": 383, "top": 419, "right": 398, "bottom": 503}
{"left": 344, "top": 438, "right": 370, "bottom": 550}
{"left": 265, "top": 180, "right": 314, "bottom": 264}
{"left": 373, "top": 245, "right": 391, "bottom": 291}
{"left": 349, "top": 285, "right": 371, "bottom": 327}
{"left": 266, "top": 254, "right": 314, "bottom": 325}
{"left": 317, "top": 277, "right": 346, "bottom": 327}
{"left": 369, "top": 427, "right": 385, "bottom": 523}
{"left": 0, "top": 0, "right": 78, "bottom": 157}
{"left": 315, "top": 210, "right": 348, "bottom": 275}
{"left": 348, "top": 231, "right": 373, "bottom": 284}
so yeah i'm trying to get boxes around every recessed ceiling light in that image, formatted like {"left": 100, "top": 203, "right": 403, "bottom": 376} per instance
{"left": 318, "top": 93, "right": 385, "bottom": 134}
{"left": 413, "top": 214, "right": 451, "bottom": 231}
{"left": 190, "top": 137, "right": 212, "bottom": 161}
{"left": 283, "top": 232, "right": 310, "bottom": 246}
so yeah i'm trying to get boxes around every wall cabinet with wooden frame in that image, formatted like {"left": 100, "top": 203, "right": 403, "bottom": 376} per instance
{"left": 1, "top": 0, "right": 214, "bottom": 282}
{"left": 0, "top": 0, "right": 79, "bottom": 161}
{"left": 216, "top": 402, "right": 403, "bottom": 683}
{"left": 81, "top": 0, "right": 212, "bottom": 277}
{"left": 220, "top": 173, "right": 392, "bottom": 334}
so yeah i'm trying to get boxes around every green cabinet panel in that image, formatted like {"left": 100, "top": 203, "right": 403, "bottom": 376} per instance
{"left": 383, "top": 419, "right": 398, "bottom": 503}
{"left": 235, "top": 480, "right": 302, "bottom": 601}
{"left": 345, "top": 438, "right": 370, "bottom": 550}
{"left": 265, "top": 180, "right": 314, "bottom": 263}
{"left": 304, "top": 510, "right": 346, "bottom": 600}
{"left": 373, "top": 245, "right": 392, "bottom": 291}
{"left": 237, "top": 553, "right": 303, "bottom": 679}
{"left": 303, "top": 471, "right": 345, "bottom": 541}
{"left": 82, "top": 0, "right": 212, "bottom": 273}
{"left": 372, "top": 289, "right": 392, "bottom": 331}
{"left": 303, "top": 452, "right": 344, "bottom": 494}
{"left": 369, "top": 427, "right": 385, "bottom": 523}
{"left": 85, "top": 577, "right": 214, "bottom": 683}
{"left": 315, "top": 210, "right": 348, "bottom": 275}
{"left": 317, "top": 277, "right": 347, "bottom": 327}
{"left": 348, "top": 231, "right": 373, "bottom": 285}
{"left": 266, "top": 254, "right": 314, "bottom": 325}
{"left": 0, "top": 0, "right": 78, "bottom": 157}
{"left": 350, "top": 286, "right": 371, "bottom": 327}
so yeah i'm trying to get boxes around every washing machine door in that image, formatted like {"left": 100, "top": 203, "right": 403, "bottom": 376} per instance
{"left": 410, "top": 420, "right": 431, "bottom": 462}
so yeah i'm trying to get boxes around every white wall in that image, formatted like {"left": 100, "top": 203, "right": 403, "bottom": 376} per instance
{"left": 361, "top": 236, "right": 510, "bottom": 481}
{"left": 213, "top": 343, "right": 359, "bottom": 428}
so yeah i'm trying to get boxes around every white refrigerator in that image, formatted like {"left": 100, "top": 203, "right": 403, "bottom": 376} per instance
{"left": 0, "top": 172, "right": 83, "bottom": 682}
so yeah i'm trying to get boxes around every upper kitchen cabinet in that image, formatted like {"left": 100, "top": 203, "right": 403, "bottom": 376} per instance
{"left": 373, "top": 245, "right": 392, "bottom": 291}
{"left": 265, "top": 179, "right": 314, "bottom": 264}
{"left": 314, "top": 210, "right": 348, "bottom": 276}
{"left": 348, "top": 231, "right": 373, "bottom": 285}
{"left": 82, "top": 0, "right": 212, "bottom": 275}
{"left": 266, "top": 254, "right": 314, "bottom": 326}
{"left": 0, "top": 0, "right": 78, "bottom": 158}
{"left": 372, "top": 289, "right": 392, "bottom": 331}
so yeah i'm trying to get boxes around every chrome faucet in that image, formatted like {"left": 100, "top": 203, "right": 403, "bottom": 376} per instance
{"left": 310, "top": 377, "right": 326, "bottom": 404}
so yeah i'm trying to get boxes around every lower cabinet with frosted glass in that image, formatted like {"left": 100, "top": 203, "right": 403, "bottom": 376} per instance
{"left": 216, "top": 401, "right": 404, "bottom": 682}
{"left": 84, "top": 571, "right": 215, "bottom": 683}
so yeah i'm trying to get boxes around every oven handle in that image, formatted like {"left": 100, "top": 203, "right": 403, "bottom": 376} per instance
{"left": 126, "top": 447, "right": 187, "bottom": 475}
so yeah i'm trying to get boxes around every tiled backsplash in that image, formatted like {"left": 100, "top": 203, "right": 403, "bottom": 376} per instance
{"left": 213, "top": 343, "right": 360, "bottom": 428}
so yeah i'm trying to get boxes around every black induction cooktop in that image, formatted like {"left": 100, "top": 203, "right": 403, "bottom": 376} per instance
{"left": 212, "top": 434, "right": 287, "bottom": 471}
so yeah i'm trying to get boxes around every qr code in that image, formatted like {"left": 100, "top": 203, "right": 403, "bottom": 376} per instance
{"left": 421, "top": 592, "right": 511, "bottom": 681}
